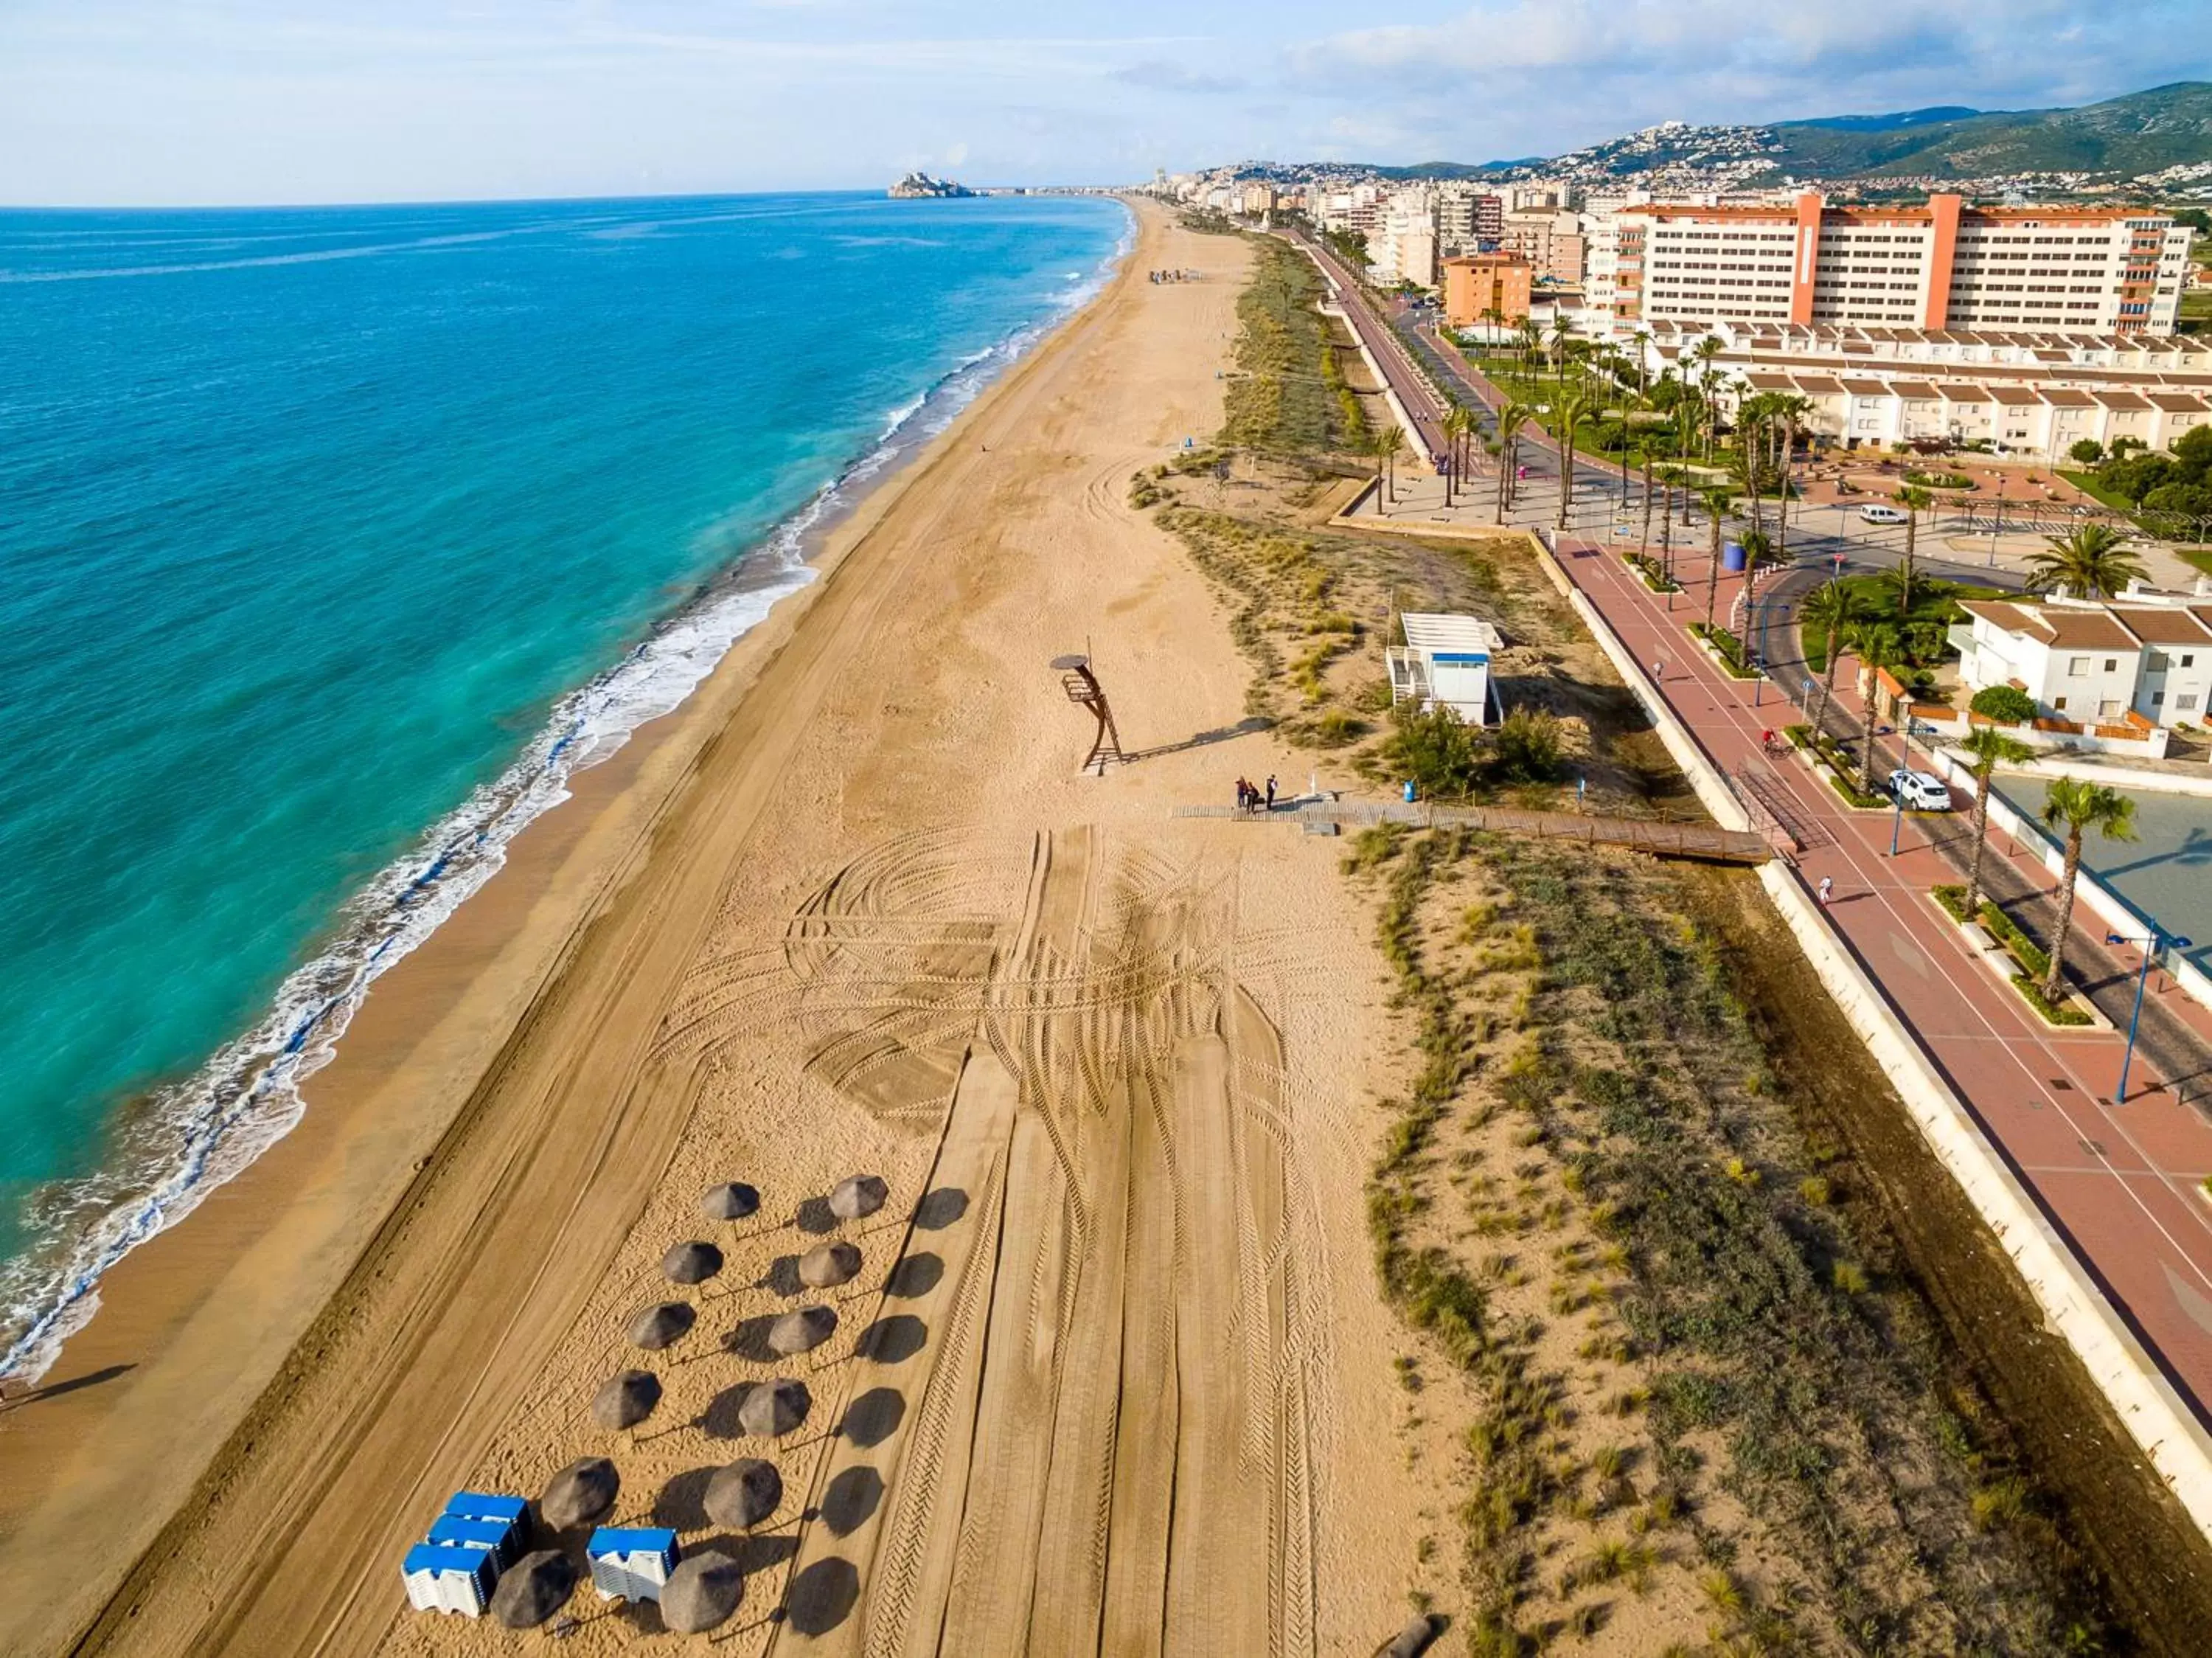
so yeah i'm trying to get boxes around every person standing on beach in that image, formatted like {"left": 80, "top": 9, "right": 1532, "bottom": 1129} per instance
{"left": 1265, "top": 775, "right": 1277, "bottom": 811}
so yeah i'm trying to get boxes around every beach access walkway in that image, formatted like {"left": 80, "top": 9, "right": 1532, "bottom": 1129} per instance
{"left": 1174, "top": 798, "right": 1777, "bottom": 865}
{"left": 1302, "top": 243, "right": 2212, "bottom": 1429}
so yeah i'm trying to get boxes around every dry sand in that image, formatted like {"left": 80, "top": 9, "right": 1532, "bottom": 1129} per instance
{"left": 0, "top": 201, "right": 1427, "bottom": 1655}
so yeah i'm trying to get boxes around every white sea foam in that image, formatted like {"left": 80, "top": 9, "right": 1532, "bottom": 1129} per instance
{"left": 0, "top": 199, "right": 1133, "bottom": 1384}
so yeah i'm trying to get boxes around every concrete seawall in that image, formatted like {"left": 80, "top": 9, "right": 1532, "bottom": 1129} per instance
{"left": 1518, "top": 529, "right": 2212, "bottom": 1541}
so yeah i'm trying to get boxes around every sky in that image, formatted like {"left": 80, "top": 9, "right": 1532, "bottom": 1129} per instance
{"left": 4, "top": 0, "right": 2209, "bottom": 206}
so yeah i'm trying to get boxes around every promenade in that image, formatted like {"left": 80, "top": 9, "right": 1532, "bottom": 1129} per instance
{"left": 1301, "top": 235, "right": 2212, "bottom": 1423}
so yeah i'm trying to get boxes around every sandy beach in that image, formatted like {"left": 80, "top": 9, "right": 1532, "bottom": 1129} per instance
{"left": 0, "top": 199, "right": 1425, "bottom": 1654}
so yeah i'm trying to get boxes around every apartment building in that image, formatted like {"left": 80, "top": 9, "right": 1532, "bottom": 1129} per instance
{"left": 1648, "top": 319, "right": 2212, "bottom": 457}
{"left": 1442, "top": 254, "right": 1534, "bottom": 329}
{"left": 1953, "top": 589, "right": 2212, "bottom": 730}
{"left": 1436, "top": 187, "right": 1503, "bottom": 251}
{"left": 1499, "top": 208, "right": 1586, "bottom": 287}
{"left": 1368, "top": 188, "right": 1441, "bottom": 288}
{"left": 1610, "top": 194, "right": 2195, "bottom": 336}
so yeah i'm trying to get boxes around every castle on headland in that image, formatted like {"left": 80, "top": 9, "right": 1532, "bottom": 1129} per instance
{"left": 888, "top": 172, "right": 975, "bottom": 200}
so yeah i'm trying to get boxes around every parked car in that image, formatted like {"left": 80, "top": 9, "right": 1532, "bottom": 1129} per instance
{"left": 1857, "top": 503, "right": 1907, "bottom": 524}
{"left": 1888, "top": 769, "right": 1954, "bottom": 811}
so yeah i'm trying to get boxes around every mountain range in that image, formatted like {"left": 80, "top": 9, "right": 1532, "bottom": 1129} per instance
{"left": 1360, "top": 82, "right": 2212, "bottom": 184}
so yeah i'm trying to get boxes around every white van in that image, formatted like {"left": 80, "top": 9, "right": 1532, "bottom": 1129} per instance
{"left": 1858, "top": 503, "right": 1907, "bottom": 525}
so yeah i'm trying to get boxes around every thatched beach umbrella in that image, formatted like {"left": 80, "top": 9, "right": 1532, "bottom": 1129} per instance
{"left": 703, "top": 1457, "right": 782, "bottom": 1529}
{"left": 628, "top": 1301, "right": 696, "bottom": 1350}
{"left": 591, "top": 1369, "right": 662, "bottom": 1431}
{"left": 660, "top": 1550, "right": 745, "bottom": 1633}
{"left": 490, "top": 1550, "right": 578, "bottom": 1628}
{"left": 540, "top": 1456, "right": 620, "bottom": 1530}
{"left": 768, "top": 1305, "right": 838, "bottom": 1356}
{"left": 662, "top": 1240, "right": 724, "bottom": 1285}
{"left": 829, "top": 1173, "right": 888, "bottom": 1222}
{"left": 738, "top": 1378, "right": 810, "bottom": 1438}
{"left": 700, "top": 1180, "right": 760, "bottom": 1222}
{"left": 798, "top": 1241, "right": 861, "bottom": 1289}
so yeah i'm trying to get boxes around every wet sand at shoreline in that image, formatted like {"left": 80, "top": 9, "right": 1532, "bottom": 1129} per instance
{"left": 0, "top": 199, "right": 1423, "bottom": 1655}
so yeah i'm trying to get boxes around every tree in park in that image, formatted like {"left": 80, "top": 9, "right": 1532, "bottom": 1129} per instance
{"left": 2068, "top": 437, "right": 2105, "bottom": 466}
{"left": 1891, "top": 484, "right": 1933, "bottom": 614}
{"left": 1555, "top": 387, "right": 1593, "bottom": 532}
{"left": 2039, "top": 780, "right": 2138, "bottom": 1007}
{"left": 1846, "top": 620, "right": 1903, "bottom": 794}
{"left": 1801, "top": 578, "right": 1863, "bottom": 739}
{"left": 1700, "top": 485, "right": 1736, "bottom": 635}
{"left": 2025, "top": 524, "right": 2148, "bottom": 600}
{"left": 1494, "top": 401, "right": 1532, "bottom": 524}
{"left": 1958, "top": 726, "right": 2037, "bottom": 918}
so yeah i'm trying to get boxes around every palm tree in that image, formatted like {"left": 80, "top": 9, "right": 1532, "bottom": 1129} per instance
{"left": 1548, "top": 316, "right": 1579, "bottom": 395}
{"left": 1629, "top": 327, "right": 1653, "bottom": 403}
{"left": 1495, "top": 401, "right": 1531, "bottom": 524}
{"left": 1801, "top": 579, "right": 1862, "bottom": 738}
{"left": 1517, "top": 316, "right": 1543, "bottom": 369}
{"left": 1691, "top": 336, "right": 1725, "bottom": 460}
{"left": 1555, "top": 387, "right": 1593, "bottom": 531}
{"left": 1772, "top": 395, "right": 1811, "bottom": 567}
{"left": 1847, "top": 620, "right": 1903, "bottom": 794}
{"left": 1892, "top": 485, "right": 1933, "bottom": 614}
{"left": 1700, "top": 485, "right": 1735, "bottom": 635}
{"left": 1958, "top": 726, "right": 2037, "bottom": 920}
{"left": 2039, "top": 780, "right": 2139, "bottom": 1006}
{"left": 1735, "top": 527, "right": 1773, "bottom": 657}
{"left": 2025, "top": 524, "right": 2148, "bottom": 600}
{"left": 1639, "top": 438, "right": 1657, "bottom": 552}
{"left": 1376, "top": 423, "right": 1406, "bottom": 505}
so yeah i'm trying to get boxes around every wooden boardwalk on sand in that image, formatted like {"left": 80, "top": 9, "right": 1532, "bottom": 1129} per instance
{"left": 1174, "top": 800, "right": 1776, "bottom": 866}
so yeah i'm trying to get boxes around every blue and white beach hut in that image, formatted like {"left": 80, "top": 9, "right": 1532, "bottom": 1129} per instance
{"left": 428, "top": 1515, "right": 522, "bottom": 1568}
{"left": 586, "top": 1527, "right": 681, "bottom": 1603}
{"left": 402, "top": 1542, "right": 499, "bottom": 1617}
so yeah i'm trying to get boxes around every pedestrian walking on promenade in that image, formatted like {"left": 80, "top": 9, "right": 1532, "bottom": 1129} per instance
{"left": 1652, "top": 658, "right": 1663, "bottom": 682}
{"left": 1818, "top": 876, "right": 1834, "bottom": 907}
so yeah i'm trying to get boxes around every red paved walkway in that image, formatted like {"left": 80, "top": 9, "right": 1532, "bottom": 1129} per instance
{"left": 1298, "top": 237, "right": 2212, "bottom": 1416}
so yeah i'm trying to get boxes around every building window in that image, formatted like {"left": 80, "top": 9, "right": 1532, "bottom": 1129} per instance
{"left": 2184, "top": 654, "right": 2197, "bottom": 668}
{"left": 2098, "top": 699, "right": 2121, "bottom": 718}
{"left": 2104, "top": 658, "right": 2118, "bottom": 673}
{"left": 2053, "top": 696, "right": 2068, "bottom": 710}
{"left": 2181, "top": 693, "right": 2202, "bottom": 712}
{"left": 2067, "top": 656, "right": 2089, "bottom": 675}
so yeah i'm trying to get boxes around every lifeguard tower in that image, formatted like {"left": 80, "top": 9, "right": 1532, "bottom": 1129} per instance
{"left": 588, "top": 1527, "right": 681, "bottom": 1603}
{"left": 1387, "top": 613, "right": 1500, "bottom": 725}
{"left": 1049, "top": 653, "right": 1124, "bottom": 774}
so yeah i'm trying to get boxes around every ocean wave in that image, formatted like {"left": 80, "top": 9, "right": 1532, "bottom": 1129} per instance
{"left": 0, "top": 200, "right": 1133, "bottom": 1384}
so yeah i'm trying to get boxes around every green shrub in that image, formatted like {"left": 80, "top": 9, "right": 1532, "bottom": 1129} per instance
{"left": 1491, "top": 706, "right": 1563, "bottom": 785}
{"left": 1969, "top": 684, "right": 2037, "bottom": 724}
{"left": 1382, "top": 702, "right": 1486, "bottom": 797}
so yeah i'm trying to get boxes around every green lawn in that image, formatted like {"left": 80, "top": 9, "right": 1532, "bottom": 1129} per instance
{"left": 2056, "top": 468, "right": 2137, "bottom": 512}
{"left": 1798, "top": 572, "right": 2004, "bottom": 676}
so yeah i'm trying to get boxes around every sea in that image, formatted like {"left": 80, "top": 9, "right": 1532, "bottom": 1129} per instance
{"left": 0, "top": 190, "right": 1132, "bottom": 1381}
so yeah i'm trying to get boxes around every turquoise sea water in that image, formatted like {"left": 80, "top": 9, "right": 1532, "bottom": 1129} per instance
{"left": 0, "top": 191, "right": 1129, "bottom": 1376}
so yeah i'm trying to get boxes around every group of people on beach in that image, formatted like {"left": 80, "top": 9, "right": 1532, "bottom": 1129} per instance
{"left": 1234, "top": 774, "right": 1278, "bottom": 814}
{"left": 1147, "top": 268, "right": 1197, "bottom": 284}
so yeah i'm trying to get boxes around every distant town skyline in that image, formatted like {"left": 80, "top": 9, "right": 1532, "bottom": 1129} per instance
{"left": 4, "top": 0, "right": 2210, "bottom": 206}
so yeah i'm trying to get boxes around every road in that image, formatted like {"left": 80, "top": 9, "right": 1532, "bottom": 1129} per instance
{"left": 1301, "top": 235, "right": 2212, "bottom": 1424}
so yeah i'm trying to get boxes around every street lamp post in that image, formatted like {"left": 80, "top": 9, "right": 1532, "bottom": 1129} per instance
{"left": 2104, "top": 929, "right": 2194, "bottom": 1103}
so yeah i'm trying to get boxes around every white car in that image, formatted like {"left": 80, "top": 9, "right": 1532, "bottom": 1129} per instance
{"left": 1858, "top": 503, "right": 1907, "bottom": 524}
{"left": 1888, "top": 769, "right": 1953, "bottom": 811}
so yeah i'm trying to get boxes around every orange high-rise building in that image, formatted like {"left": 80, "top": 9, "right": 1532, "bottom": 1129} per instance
{"left": 1442, "top": 253, "right": 1534, "bottom": 330}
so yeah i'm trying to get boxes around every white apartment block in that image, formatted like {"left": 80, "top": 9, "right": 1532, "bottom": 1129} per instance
{"left": 1607, "top": 194, "right": 2194, "bottom": 337}
{"left": 1368, "top": 189, "right": 1441, "bottom": 288}
{"left": 1647, "top": 319, "right": 2212, "bottom": 458}
{"left": 1953, "top": 589, "right": 2212, "bottom": 731}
